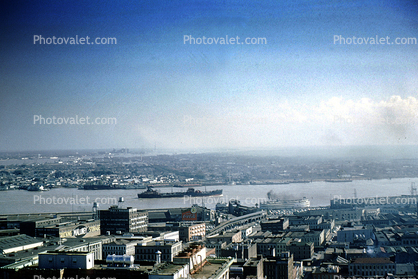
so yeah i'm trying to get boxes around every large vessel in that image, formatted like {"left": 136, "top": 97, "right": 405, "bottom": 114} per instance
{"left": 259, "top": 197, "right": 310, "bottom": 210}
{"left": 81, "top": 182, "right": 114, "bottom": 190}
{"left": 80, "top": 181, "right": 146, "bottom": 190}
{"left": 325, "top": 179, "right": 352, "bottom": 183}
{"left": 137, "top": 186, "right": 223, "bottom": 199}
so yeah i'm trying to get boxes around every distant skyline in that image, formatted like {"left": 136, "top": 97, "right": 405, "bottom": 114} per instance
{"left": 1, "top": 0, "right": 418, "bottom": 151}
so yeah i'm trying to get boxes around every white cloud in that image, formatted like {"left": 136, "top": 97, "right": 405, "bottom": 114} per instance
{"left": 135, "top": 95, "right": 418, "bottom": 149}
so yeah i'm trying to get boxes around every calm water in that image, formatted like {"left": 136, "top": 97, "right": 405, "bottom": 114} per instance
{"left": 0, "top": 177, "right": 416, "bottom": 214}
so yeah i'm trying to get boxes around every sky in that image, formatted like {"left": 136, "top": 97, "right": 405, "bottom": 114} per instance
{"left": 1, "top": 0, "right": 418, "bottom": 152}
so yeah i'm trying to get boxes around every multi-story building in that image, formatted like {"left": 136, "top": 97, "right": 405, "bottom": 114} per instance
{"left": 100, "top": 206, "right": 148, "bottom": 234}
{"left": 287, "top": 240, "right": 314, "bottom": 260}
{"left": 261, "top": 218, "right": 289, "bottom": 233}
{"left": 175, "top": 223, "right": 206, "bottom": 242}
{"left": 264, "top": 252, "right": 295, "bottom": 279}
{"left": 243, "top": 256, "right": 264, "bottom": 279}
{"left": 135, "top": 240, "right": 183, "bottom": 262}
{"left": 102, "top": 239, "right": 139, "bottom": 257}
{"left": 256, "top": 237, "right": 292, "bottom": 257}
{"left": 301, "top": 230, "right": 325, "bottom": 247}
{"left": 349, "top": 258, "right": 396, "bottom": 277}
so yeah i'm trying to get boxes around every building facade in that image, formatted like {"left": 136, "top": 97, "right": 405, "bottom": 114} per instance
{"left": 135, "top": 241, "right": 183, "bottom": 262}
{"left": 100, "top": 206, "right": 148, "bottom": 234}
{"left": 38, "top": 251, "right": 94, "bottom": 270}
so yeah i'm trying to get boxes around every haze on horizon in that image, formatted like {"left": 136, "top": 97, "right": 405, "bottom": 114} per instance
{"left": 1, "top": 0, "right": 418, "bottom": 152}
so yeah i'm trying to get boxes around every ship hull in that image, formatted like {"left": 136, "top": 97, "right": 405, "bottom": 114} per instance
{"left": 138, "top": 189, "right": 223, "bottom": 199}
{"left": 81, "top": 185, "right": 114, "bottom": 190}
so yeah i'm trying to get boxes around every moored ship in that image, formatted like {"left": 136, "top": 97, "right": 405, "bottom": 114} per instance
{"left": 137, "top": 186, "right": 222, "bottom": 199}
{"left": 259, "top": 197, "right": 310, "bottom": 210}
{"left": 325, "top": 179, "right": 352, "bottom": 183}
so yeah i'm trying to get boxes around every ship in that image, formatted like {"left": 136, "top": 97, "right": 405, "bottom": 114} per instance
{"left": 137, "top": 186, "right": 223, "bottom": 199}
{"left": 27, "top": 184, "right": 49, "bottom": 191}
{"left": 259, "top": 197, "right": 310, "bottom": 210}
{"left": 325, "top": 179, "right": 352, "bottom": 183}
{"left": 80, "top": 181, "right": 114, "bottom": 190}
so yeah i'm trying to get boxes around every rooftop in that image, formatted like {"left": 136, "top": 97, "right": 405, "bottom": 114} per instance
{"left": 191, "top": 258, "right": 234, "bottom": 279}
{"left": 0, "top": 234, "right": 43, "bottom": 251}
{"left": 353, "top": 257, "right": 393, "bottom": 264}
{"left": 149, "top": 263, "right": 186, "bottom": 275}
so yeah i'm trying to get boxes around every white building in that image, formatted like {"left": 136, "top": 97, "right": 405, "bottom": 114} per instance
{"left": 103, "top": 239, "right": 139, "bottom": 257}
{"left": 38, "top": 251, "right": 94, "bottom": 269}
{"left": 337, "top": 225, "right": 374, "bottom": 243}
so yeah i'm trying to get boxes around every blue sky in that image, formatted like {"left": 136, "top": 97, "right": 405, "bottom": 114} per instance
{"left": 1, "top": 0, "right": 418, "bottom": 151}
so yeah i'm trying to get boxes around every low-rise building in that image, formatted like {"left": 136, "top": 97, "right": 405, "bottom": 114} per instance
{"left": 337, "top": 225, "right": 374, "bottom": 243}
{"left": 38, "top": 251, "right": 94, "bottom": 269}
{"left": 35, "top": 219, "right": 100, "bottom": 238}
{"left": 0, "top": 234, "right": 43, "bottom": 254}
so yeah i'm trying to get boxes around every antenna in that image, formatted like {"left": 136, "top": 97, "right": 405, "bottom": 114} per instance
{"left": 354, "top": 189, "right": 357, "bottom": 198}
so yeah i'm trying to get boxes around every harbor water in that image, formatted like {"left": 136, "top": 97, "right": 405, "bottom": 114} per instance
{"left": 0, "top": 177, "right": 416, "bottom": 214}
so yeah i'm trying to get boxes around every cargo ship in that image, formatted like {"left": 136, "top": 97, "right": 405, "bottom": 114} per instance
{"left": 325, "top": 179, "right": 352, "bottom": 183}
{"left": 81, "top": 183, "right": 114, "bottom": 190}
{"left": 137, "top": 186, "right": 222, "bottom": 199}
{"left": 80, "top": 181, "right": 146, "bottom": 190}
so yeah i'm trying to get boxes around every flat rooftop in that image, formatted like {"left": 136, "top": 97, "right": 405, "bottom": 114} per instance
{"left": 191, "top": 259, "right": 233, "bottom": 279}
{"left": 0, "top": 234, "right": 43, "bottom": 250}
{"left": 149, "top": 263, "right": 186, "bottom": 275}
